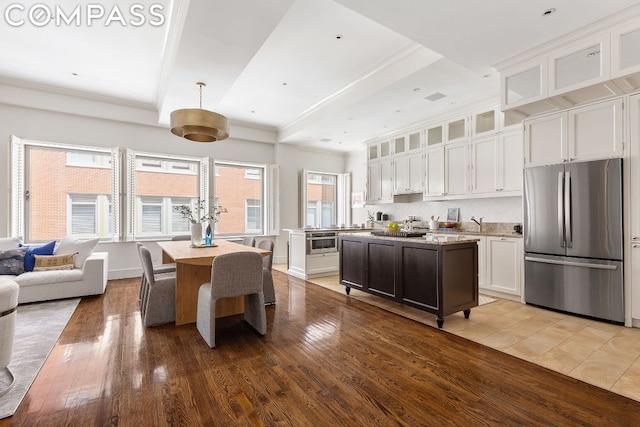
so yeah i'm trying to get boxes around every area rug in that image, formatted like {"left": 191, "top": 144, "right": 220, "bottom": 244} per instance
{"left": 0, "top": 298, "right": 80, "bottom": 419}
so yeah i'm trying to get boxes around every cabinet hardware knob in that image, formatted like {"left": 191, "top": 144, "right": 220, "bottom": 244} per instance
{"left": 633, "top": 237, "right": 640, "bottom": 240}
{"left": 634, "top": 244, "right": 640, "bottom": 248}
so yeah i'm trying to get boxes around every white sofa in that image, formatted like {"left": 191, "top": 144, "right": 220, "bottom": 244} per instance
{"left": 0, "top": 252, "right": 109, "bottom": 304}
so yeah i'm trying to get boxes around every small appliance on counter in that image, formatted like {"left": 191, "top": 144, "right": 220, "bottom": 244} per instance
{"left": 513, "top": 224, "right": 522, "bottom": 234}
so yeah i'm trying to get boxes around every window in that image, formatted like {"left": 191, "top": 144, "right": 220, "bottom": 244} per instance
{"left": 245, "top": 199, "right": 262, "bottom": 232}
{"left": 68, "top": 194, "right": 111, "bottom": 237}
{"left": 11, "top": 137, "right": 117, "bottom": 242}
{"left": 11, "top": 135, "right": 280, "bottom": 242}
{"left": 301, "top": 169, "right": 351, "bottom": 229}
{"left": 130, "top": 153, "right": 202, "bottom": 239}
{"left": 214, "top": 162, "right": 265, "bottom": 236}
{"left": 305, "top": 172, "right": 336, "bottom": 228}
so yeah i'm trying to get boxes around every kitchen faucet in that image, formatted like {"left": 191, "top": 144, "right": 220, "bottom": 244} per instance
{"left": 470, "top": 216, "right": 483, "bottom": 232}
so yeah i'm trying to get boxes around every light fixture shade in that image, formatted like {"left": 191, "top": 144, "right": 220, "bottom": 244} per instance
{"left": 170, "top": 108, "right": 229, "bottom": 142}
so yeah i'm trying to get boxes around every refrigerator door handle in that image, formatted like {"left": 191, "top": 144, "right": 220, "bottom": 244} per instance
{"left": 525, "top": 256, "right": 617, "bottom": 270}
{"left": 558, "top": 172, "right": 565, "bottom": 248}
{"left": 565, "top": 171, "right": 572, "bottom": 248}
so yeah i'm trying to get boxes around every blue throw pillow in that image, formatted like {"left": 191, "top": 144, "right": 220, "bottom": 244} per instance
{"left": 24, "top": 240, "right": 56, "bottom": 272}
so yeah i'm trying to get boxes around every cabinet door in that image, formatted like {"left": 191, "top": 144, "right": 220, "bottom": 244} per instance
{"left": 524, "top": 113, "right": 567, "bottom": 167}
{"left": 549, "top": 34, "right": 610, "bottom": 96}
{"left": 447, "top": 117, "right": 468, "bottom": 144}
{"left": 471, "top": 136, "right": 498, "bottom": 193}
{"left": 394, "top": 135, "right": 407, "bottom": 155}
{"left": 499, "top": 131, "right": 523, "bottom": 192}
{"left": 445, "top": 142, "right": 469, "bottom": 195}
{"left": 380, "top": 159, "right": 393, "bottom": 201}
{"left": 367, "top": 241, "right": 396, "bottom": 297}
{"left": 400, "top": 245, "right": 439, "bottom": 309}
{"left": 486, "top": 237, "right": 522, "bottom": 296}
{"left": 471, "top": 106, "right": 498, "bottom": 138}
{"left": 393, "top": 156, "right": 409, "bottom": 194}
{"left": 567, "top": 98, "right": 624, "bottom": 162}
{"left": 611, "top": 17, "right": 640, "bottom": 80}
{"left": 424, "top": 147, "right": 445, "bottom": 197}
{"left": 408, "top": 152, "right": 425, "bottom": 192}
{"left": 366, "top": 162, "right": 380, "bottom": 202}
{"left": 501, "top": 58, "right": 547, "bottom": 110}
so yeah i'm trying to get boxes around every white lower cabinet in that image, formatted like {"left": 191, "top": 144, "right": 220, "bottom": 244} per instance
{"left": 485, "top": 236, "right": 523, "bottom": 297}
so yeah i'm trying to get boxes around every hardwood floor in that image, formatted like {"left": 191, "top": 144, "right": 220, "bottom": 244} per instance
{"left": 3, "top": 271, "right": 640, "bottom": 426}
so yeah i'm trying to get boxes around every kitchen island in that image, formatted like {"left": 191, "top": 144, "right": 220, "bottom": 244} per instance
{"left": 339, "top": 233, "right": 479, "bottom": 328}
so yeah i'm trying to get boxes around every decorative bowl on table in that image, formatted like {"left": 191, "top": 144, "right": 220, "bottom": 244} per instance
{"left": 443, "top": 222, "right": 456, "bottom": 228}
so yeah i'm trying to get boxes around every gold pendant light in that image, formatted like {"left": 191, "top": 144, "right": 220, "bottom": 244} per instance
{"left": 170, "top": 82, "right": 229, "bottom": 142}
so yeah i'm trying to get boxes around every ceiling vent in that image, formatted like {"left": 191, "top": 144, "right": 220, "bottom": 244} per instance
{"left": 425, "top": 92, "right": 446, "bottom": 102}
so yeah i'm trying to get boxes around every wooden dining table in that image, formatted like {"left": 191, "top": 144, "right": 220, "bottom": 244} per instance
{"left": 157, "top": 239, "right": 271, "bottom": 325}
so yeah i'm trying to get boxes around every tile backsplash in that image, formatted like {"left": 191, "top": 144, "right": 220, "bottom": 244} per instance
{"left": 354, "top": 196, "right": 523, "bottom": 225}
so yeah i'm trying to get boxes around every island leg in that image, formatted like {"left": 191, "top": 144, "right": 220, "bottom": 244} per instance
{"left": 463, "top": 309, "right": 471, "bottom": 319}
{"left": 436, "top": 317, "right": 444, "bottom": 329}
{"left": 345, "top": 286, "right": 351, "bottom": 295}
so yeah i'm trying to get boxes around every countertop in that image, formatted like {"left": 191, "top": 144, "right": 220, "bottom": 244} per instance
{"left": 344, "top": 232, "right": 480, "bottom": 246}
{"left": 284, "top": 227, "right": 372, "bottom": 233}
{"left": 426, "top": 229, "right": 523, "bottom": 239}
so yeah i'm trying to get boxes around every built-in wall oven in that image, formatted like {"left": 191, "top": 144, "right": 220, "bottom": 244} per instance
{"left": 306, "top": 231, "right": 338, "bottom": 254}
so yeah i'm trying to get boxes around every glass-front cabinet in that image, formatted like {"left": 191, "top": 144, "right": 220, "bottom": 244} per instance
{"left": 549, "top": 34, "right": 611, "bottom": 96}
{"left": 611, "top": 17, "right": 640, "bottom": 88}
{"left": 501, "top": 58, "right": 547, "bottom": 110}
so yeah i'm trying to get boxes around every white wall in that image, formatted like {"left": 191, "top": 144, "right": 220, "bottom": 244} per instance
{"left": 0, "top": 102, "right": 346, "bottom": 277}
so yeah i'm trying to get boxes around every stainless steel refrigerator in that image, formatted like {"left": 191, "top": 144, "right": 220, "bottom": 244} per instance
{"left": 523, "top": 158, "right": 624, "bottom": 323}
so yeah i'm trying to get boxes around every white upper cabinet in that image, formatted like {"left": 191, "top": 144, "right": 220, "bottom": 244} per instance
{"left": 424, "top": 147, "right": 445, "bottom": 198}
{"left": 471, "top": 136, "right": 498, "bottom": 194}
{"left": 472, "top": 130, "right": 523, "bottom": 194}
{"left": 499, "top": 14, "right": 640, "bottom": 116}
{"left": 394, "top": 152, "right": 424, "bottom": 194}
{"left": 426, "top": 123, "right": 444, "bottom": 147}
{"left": 611, "top": 17, "right": 640, "bottom": 88}
{"left": 446, "top": 117, "right": 468, "bottom": 144}
{"left": 549, "top": 34, "right": 611, "bottom": 97}
{"left": 393, "top": 135, "right": 407, "bottom": 155}
{"left": 471, "top": 106, "right": 498, "bottom": 138}
{"left": 367, "top": 140, "right": 392, "bottom": 161}
{"left": 501, "top": 58, "right": 548, "bottom": 111}
{"left": 524, "top": 98, "right": 623, "bottom": 167}
{"left": 499, "top": 131, "right": 524, "bottom": 193}
{"left": 366, "top": 159, "right": 393, "bottom": 204}
{"left": 611, "top": 18, "right": 640, "bottom": 79}
{"left": 524, "top": 113, "right": 567, "bottom": 167}
{"left": 444, "top": 142, "right": 469, "bottom": 195}
{"left": 567, "top": 97, "right": 624, "bottom": 161}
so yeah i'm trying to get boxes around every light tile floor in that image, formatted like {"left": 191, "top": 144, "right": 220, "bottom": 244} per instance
{"left": 274, "top": 265, "right": 640, "bottom": 402}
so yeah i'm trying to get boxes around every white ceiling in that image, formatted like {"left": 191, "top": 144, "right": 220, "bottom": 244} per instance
{"left": 0, "top": 0, "right": 639, "bottom": 151}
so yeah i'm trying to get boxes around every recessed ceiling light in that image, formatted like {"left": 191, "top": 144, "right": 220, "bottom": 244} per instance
{"left": 413, "top": 88, "right": 421, "bottom": 92}
{"left": 335, "top": 34, "right": 343, "bottom": 40}
{"left": 343, "top": 131, "right": 347, "bottom": 134}
{"left": 482, "top": 74, "right": 490, "bottom": 79}
{"left": 338, "top": 141, "right": 343, "bottom": 144}
{"left": 251, "top": 110, "right": 256, "bottom": 113}
{"left": 282, "top": 82, "right": 288, "bottom": 86}
{"left": 348, "top": 117, "right": 353, "bottom": 120}
{"left": 395, "top": 109, "right": 401, "bottom": 113}
{"left": 542, "top": 8, "right": 556, "bottom": 17}
{"left": 72, "top": 73, "right": 78, "bottom": 76}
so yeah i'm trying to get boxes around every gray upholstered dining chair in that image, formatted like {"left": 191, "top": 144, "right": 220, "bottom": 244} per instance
{"left": 196, "top": 251, "right": 266, "bottom": 348}
{"left": 138, "top": 245, "right": 176, "bottom": 327}
{"left": 241, "top": 236, "right": 255, "bottom": 247}
{"left": 256, "top": 239, "right": 275, "bottom": 305}
{"left": 172, "top": 235, "right": 191, "bottom": 241}
{"left": 136, "top": 242, "right": 175, "bottom": 309}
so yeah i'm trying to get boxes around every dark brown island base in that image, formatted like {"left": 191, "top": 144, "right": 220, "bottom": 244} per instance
{"left": 339, "top": 233, "right": 479, "bottom": 328}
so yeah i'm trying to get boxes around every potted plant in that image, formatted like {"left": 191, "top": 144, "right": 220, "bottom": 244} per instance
{"left": 174, "top": 199, "right": 227, "bottom": 246}
{"left": 366, "top": 210, "right": 375, "bottom": 229}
